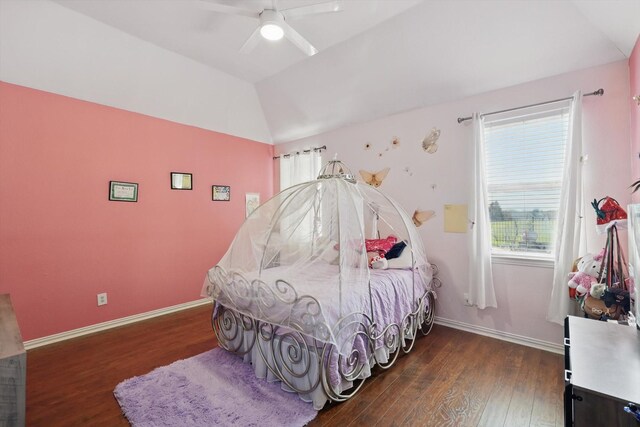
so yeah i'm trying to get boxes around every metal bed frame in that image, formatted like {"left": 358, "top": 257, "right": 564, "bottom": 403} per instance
{"left": 209, "top": 264, "right": 441, "bottom": 405}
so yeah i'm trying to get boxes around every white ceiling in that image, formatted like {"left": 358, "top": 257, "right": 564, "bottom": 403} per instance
{"left": 53, "top": 0, "right": 640, "bottom": 144}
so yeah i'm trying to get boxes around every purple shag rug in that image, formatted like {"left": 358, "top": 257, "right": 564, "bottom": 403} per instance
{"left": 114, "top": 347, "right": 318, "bottom": 427}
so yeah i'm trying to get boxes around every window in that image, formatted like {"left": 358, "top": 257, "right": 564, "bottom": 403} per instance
{"left": 482, "top": 100, "right": 571, "bottom": 257}
{"left": 279, "top": 150, "right": 322, "bottom": 191}
{"left": 277, "top": 150, "right": 323, "bottom": 251}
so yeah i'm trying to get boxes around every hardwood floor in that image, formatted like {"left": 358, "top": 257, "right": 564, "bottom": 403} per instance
{"left": 26, "top": 304, "right": 564, "bottom": 426}
{"left": 26, "top": 304, "right": 215, "bottom": 427}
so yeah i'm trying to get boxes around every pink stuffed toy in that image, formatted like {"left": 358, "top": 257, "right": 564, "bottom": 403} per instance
{"left": 568, "top": 272, "right": 597, "bottom": 296}
{"left": 567, "top": 251, "right": 603, "bottom": 297}
{"left": 370, "top": 254, "right": 388, "bottom": 270}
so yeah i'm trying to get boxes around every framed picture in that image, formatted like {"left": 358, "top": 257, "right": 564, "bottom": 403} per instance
{"left": 171, "top": 172, "right": 192, "bottom": 190}
{"left": 245, "top": 193, "right": 260, "bottom": 217}
{"left": 109, "top": 181, "right": 138, "bottom": 202}
{"left": 212, "top": 185, "right": 230, "bottom": 201}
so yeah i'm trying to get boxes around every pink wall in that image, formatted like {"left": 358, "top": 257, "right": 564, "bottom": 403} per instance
{"left": 0, "top": 82, "right": 273, "bottom": 341}
{"left": 631, "top": 35, "right": 640, "bottom": 203}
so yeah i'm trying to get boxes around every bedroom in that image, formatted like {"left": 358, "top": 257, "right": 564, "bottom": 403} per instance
{"left": 0, "top": 0, "right": 639, "bottom": 425}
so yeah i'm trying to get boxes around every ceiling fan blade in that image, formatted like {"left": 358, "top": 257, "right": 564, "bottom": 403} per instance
{"left": 196, "top": 0, "right": 258, "bottom": 19}
{"left": 282, "top": 22, "right": 318, "bottom": 56}
{"left": 281, "top": 1, "right": 343, "bottom": 20}
{"left": 239, "top": 25, "right": 262, "bottom": 54}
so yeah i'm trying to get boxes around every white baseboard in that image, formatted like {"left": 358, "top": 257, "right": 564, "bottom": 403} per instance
{"left": 24, "top": 302, "right": 562, "bottom": 354}
{"left": 24, "top": 298, "right": 212, "bottom": 350}
{"left": 434, "top": 316, "right": 563, "bottom": 355}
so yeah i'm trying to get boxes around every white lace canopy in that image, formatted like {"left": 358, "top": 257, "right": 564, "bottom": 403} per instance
{"left": 202, "top": 160, "right": 430, "bottom": 355}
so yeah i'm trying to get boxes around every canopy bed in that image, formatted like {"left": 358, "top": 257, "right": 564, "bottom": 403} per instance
{"left": 201, "top": 160, "right": 440, "bottom": 409}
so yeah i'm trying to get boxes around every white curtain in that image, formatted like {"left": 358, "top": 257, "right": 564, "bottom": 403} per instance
{"left": 279, "top": 150, "right": 322, "bottom": 191}
{"left": 468, "top": 113, "right": 498, "bottom": 309}
{"left": 547, "top": 91, "right": 585, "bottom": 324}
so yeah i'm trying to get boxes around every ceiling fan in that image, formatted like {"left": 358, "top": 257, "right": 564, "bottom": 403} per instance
{"left": 198, "top": 0, "right": 343, "bottom": 56}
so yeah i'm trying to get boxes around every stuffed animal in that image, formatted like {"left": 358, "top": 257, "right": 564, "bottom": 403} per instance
{"left": 569, "top": 273, "right": 598, "bottom": 296}
{"left": 568, "top": 252, "right": 603, "bottom": 297}
{"left": 590, "top": 283, "right": 606, "bottom": 299}
{"left": 370, "top": 255, "right": 388, "bottom": 270}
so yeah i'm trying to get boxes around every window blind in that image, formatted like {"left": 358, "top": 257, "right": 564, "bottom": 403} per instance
{"left": 482, "top": 100, "right": 571, "bottom": 255}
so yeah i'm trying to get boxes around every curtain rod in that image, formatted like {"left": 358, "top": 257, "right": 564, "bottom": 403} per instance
{"left": 456, "top": 88, "right": 604, "bottom": 124}
{"left": 273, "top": 145, "right": 326, "bottom": 160}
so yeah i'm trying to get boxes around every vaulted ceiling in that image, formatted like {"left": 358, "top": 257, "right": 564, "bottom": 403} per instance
{"left": 53, "top": 0, "right": 640, "bottom": 143}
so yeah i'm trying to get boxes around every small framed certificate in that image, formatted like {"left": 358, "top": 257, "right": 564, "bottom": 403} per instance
{"left": 212, "top": 185, "right": 230, "bottom": 201}
{"left": 109, "top": 181, "right": 138, "bottom": 202}
{"left": 171, "top": 172, "right": 193, "bottom": 190}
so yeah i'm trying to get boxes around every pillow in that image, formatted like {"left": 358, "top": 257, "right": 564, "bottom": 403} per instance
{"left": 365, "top": 236, "right": 397, "bottom": 254}
{"left": 385, "top": 241, "right": 407, "bottom": 260}
{"left": 387, "top": 245, "right": 413, "bottom": 269}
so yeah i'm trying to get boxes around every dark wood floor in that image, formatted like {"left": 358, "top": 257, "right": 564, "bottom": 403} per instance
{"left": 26, "top": 303, "right": 564, "bottom": 427}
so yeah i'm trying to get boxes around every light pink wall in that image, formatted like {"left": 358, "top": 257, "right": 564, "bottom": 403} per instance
{"left": 0, "top": 82, "right": 273, "bottom": 341}
{"left": 631, "top": 35, "right": 640, "bottom": 203}
{"left": 276, "top": 61, "right": 631, "bottom": 346}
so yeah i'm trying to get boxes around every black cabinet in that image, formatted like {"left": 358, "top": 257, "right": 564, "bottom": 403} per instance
{"left": 564, "top": 316, "right": 640, "bottom": 426}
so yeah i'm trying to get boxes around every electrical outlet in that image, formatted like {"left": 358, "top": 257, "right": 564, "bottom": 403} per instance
{"left": 97, "top": 293, "right": 108, "bottom": 306}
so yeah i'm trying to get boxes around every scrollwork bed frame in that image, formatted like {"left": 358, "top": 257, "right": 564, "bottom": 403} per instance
{"left": 209, "top": 264, "right": 441, "bottom": 406}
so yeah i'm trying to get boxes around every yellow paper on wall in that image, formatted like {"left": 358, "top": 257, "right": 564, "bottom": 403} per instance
{"left": 444, "top": 204, "right": 468, "bottom": 233}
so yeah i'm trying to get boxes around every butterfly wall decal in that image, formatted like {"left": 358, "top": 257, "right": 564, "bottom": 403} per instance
{"left": 359, "top": 168, "right": 390, "bottom": 187}
{"left": 412, "top": 209, "right": 435, "bottom": 227}
{"left": 422, "top": 128, "right": 441, "bottom": 154}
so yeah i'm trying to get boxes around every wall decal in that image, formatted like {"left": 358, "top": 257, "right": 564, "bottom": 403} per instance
{"left": 422, "top": 128, "right": 441, "bottom": 153}
{"left": 364, "top": 142, "right": 372, "bottom": 150}
{"left": 403, "top": 166, "right": 413, "bottom": 176}
{"left": 359, "top": 168, "right": 390, "bottom": 187}
{"left": 412, "top": 209, "right": 435, "bottom": 227}
{"left": 391, "top": 137, "right": 400, "bottom": 148}
{"left": 378, "top": 148, "right": 390, "bottom": 157}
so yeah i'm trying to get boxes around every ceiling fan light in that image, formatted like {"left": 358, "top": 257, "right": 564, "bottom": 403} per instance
{"left": 260, "top": 23, "right": 284, "bottom": 41}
